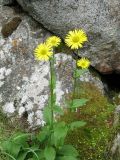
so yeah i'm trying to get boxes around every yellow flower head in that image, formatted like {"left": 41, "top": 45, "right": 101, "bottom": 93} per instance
{"left": 34, "top": 43, "right": 53, "bottom": 61}
{"left": 77, "top": 58, "right": 90, "bottom": 69}
{"left": 46, "top": 36, "right": 61, "bottom": 47}
{"left": 65, "top": 29, "right": 88, "bottom": 49}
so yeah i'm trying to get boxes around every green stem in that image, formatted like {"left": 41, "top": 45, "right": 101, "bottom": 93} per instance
{"left": 71, "top": 52, "right": 78, "bottom": 112}
{"left": 50, "top": 56, "right": 55, "bottom": 129}
{"left": 73, "top": 61, "right": 77, "bottom": 98}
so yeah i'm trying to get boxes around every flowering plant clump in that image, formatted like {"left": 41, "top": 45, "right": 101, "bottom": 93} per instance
{"left": 1, "top": 31, "right": 90, "bottom": 160}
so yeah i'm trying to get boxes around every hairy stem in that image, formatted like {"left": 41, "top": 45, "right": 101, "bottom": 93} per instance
{"left": 72, "top": 50, "right": 78, "bottom": 111}
{"left": 73, "top": 61, "right": 77, "bottom": 98}
{"left": 50, "top": 56, "right": 55, "bottom": 129}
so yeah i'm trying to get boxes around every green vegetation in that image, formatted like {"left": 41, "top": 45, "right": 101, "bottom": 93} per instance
{"left": 61, "top": 82, "right": 115, "bottom": 160}
{"left": 0, "top": 83, "right": 116, "bottom": 160}
{"left": 0, "top": 110, "right": 24, "bottom": 160}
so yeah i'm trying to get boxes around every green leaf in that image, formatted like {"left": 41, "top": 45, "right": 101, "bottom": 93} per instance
{"left": 53, "top": 106, "right": 64, "bottom": 115}
{"left": 1, "top": 141, "right": 21, "bottom": 158}
{"left": 50, "top": 132, "right": 64, "bottom": 147}
{"left": 43, "top": 106, "right": 52, "bottom": 125}
{"left": 73, "top": 69, "right": 87, "bottom": 78}
{"left": 0, "top": 152, "right": 16, "bottom": 160}
{"left": 54, "top": 122, "right": 68, "bottom": 140}
{"left": 69, "top": 121, "right": 86, "bottom": 130}
{"left": 30, "top": 135, "right": 39, "bottom": 147}
{"left": 33, "top": 150, "right": 44, "bottom": 160}
{"left": 24, "top": 148, "right": 39, "bottom": 160}
{"left": 52, "top": 122, "right": 68, "bottom": 147}
{"left": 37, "top": 126, "right": 50, "bottom": 142}
{"left": 58, "top": 145, "right": 79, "bottom": 157}
{"left": 17, "top": 148, "right": 41, "bottom": 160}
{"left": 57, "top": 156, "right": 77, "bottom": 160}
{"left": 12, "top": 133, "right": 31, "bottom": 145}
{"left": 17, "top": 151, "right": 27, "bottom": 160}
{"left": 70, "top": 98, "right": 88, "bottom": 108}
{"left": 44, "top": 146, "right": 56, "bottom": 160}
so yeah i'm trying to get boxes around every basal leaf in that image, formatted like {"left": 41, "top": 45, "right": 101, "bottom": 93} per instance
{"left": 0, "top": 152, "right": 16, "bottom": 160}
{"left": 70, "top": 98, "right": 88, "bottom": 108}
{"left": 17, "top": 151, "right": 27, "bottom": 160}
{"left": 58, "top": 145, "right": 79, "bottom": 157}
{"left": 33, "top": 150, "right": 44, "bottom": 160}
{"left": 12, "top": 133, "right": 31, "bottom": 145}
{"left": 69, "top": 121, "right": 86, "bottom": 130}
{"left": 37, "top": 126, "right": 50, "bottom": 142}
{"left": 24, "top": 148, "right": 40, "bottom": 160}
{"left": 1, "top": 141, "right": 21, "bottom": 158}
{"left": 44, "top": 146, "right": 56, "bottom": 160}
{"left": 54, "top": 122, "right": 68, "bottom": 140}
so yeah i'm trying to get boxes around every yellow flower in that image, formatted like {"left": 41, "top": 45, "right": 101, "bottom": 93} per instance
{"left": 34, "top": 43, "right": 53, "bottom": 61}
{"left": 46, "top": 36, "right": 61, "bottom": 47}
{"left": 77, "top": 58, "right": 90, "bottom": 69}
{"left": 65, "top": 29, "right": 87, "bottom": 49}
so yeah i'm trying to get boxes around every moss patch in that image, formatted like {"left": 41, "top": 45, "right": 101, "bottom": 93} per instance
{"left": 62, "top": 82, "right": 115, "bottom": 160}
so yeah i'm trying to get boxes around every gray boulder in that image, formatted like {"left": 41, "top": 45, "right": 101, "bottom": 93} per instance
{"left": 16, "top": 0, "right": 120, "bottom": 74}
{"left": 1, "top": 0, "right": 15, "bottom": 5}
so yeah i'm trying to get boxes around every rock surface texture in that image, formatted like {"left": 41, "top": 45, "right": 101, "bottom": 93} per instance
{"left": 0, "top": 5, "right": 105, "bottom": 128}
{"left": 15, "top": 0, "right": 120, "bottom": 74}
{"left": 111, "top": 105, "right": 120, "bottom": 159}
{"left": 1, "top": 0, "right": 15, "bottom": 5}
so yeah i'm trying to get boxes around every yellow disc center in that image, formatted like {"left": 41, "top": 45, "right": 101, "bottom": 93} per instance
{"left": 51, "top": 40, "right": 56, "bottom": 44}
{"left": 40, "top": 49, "right": 47, "bottom": 55}
{"left": 72, "top": 36, "right": 79, "bottom": 43}
{"left": 81, "top": 62, "right": 85, "bottom": 66}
